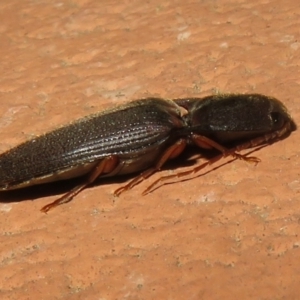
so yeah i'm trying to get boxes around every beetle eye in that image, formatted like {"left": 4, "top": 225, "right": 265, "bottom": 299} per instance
{"left": 271, "top": 112, "right": 283, "bottom": 126}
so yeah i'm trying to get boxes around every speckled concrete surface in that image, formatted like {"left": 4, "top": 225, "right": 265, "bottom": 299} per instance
{"left": 1, "top": 0, "right": 300, "bottom": 299}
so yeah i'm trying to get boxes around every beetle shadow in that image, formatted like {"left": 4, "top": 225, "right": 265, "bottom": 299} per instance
{"left": 0, "top": 177, "right": 83, "bottom": 204}
{"left": 0, "top": 146, "right": 214, "bottom": 205}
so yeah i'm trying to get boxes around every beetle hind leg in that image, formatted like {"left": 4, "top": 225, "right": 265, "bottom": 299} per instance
{"left": 41, "top": 156, "right": 119, "bottom": 213}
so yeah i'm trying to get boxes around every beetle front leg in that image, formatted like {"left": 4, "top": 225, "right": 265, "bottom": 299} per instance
{"left": 192, "top": 134, "right": 260, "bottom": 163}
{"left": 41, "top": 156, "right": 119, "bottom": 213}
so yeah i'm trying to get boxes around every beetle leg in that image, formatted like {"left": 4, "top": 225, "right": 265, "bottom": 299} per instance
{"left": 142, "top": 146, "right": 261, "bottom": 195}
{"left": 113, "top": 139, "right": 187, "bottom": 196}
{"left": 143, "top": 126, "right": 288, "bottom": 195}
{"left": 41, "top": 156, "right": 119, "bottom": 212}
{"left": 191, "top": 134, "right": 259, "bottom": 162}
{"left": 220, "top": 122, "right": 291, "bottom": 160}
{"left": 142, "top": 151, "right": 229, "bottom": 195}
{"left": 235, "top": 121, "right": 291, "bottom": 151}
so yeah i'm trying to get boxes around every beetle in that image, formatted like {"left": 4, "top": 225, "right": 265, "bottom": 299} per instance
{"left": 0, "top": 94, "right": 295, "bottom": 212}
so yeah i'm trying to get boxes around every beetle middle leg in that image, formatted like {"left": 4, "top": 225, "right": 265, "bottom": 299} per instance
{"left": 41, "top": 156, "right": 120, "bottom": 213}
{"left": 113, "top": 139, "right": 187, "bottom": 196}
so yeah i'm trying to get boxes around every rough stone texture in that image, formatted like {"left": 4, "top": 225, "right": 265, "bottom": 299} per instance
{"left": 0, "top": 0, "right": 300, "bottom": 299}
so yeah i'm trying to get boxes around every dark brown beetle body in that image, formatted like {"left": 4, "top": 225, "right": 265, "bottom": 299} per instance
{"left": 0, "top": 98, "right": 184, "bottom": 189}
{"left": 0, "top": 94, "right": 295, "bottom": 212}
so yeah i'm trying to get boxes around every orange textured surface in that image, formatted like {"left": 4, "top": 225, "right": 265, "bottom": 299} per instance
{"left": 1, "top": 0, "right": 300, "bottom": 299}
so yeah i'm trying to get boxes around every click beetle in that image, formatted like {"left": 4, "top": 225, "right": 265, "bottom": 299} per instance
{"left": 0, "top": 94, "right": 295, "bottom": 212}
